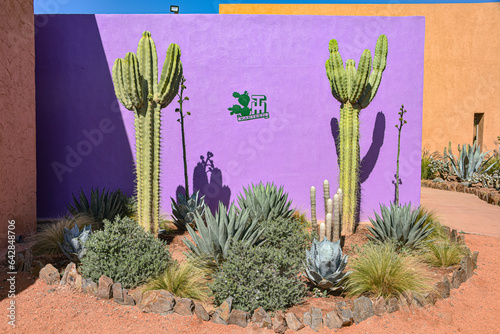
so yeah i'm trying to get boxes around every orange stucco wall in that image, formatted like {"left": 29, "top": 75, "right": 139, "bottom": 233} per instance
{"left": 0, "top": 0, "right": 37, "bottom": 249}
{"left": 221, "top": 3, "right": 500, "bottom": 154}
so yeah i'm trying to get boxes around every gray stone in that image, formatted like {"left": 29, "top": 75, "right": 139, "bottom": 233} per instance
{"left": 302, "top": 310, "right": 311, "bottom": 328}
{"left": 15, "top": 253, "right": 24, "bottom": 272}
{"left": 424, "top": 291, "right": 440, "bottom": 305}
{"left": 82, "top": 279, "right": 98, "bottom": 295}
{"left": 132, "top": 290, "right": 143, "bottom": 305}
{"left": 22, "top": 249, "right": 32, "bottom": 272}
{"left": 472, "top": 251, "right": 479, "bottom": 268}
{"left": 387, "top": 297, "right": 399, "bottom": 313}
{"left": 112, "top": 283, "right": 124, "bottom": 303}
{"left": 272, "top": 311, "right": 287, "bottom": 333}
{"left": 461, "top": 256, "right": 475, "bottom": 280}
{"left": 194, "top": 303, "right": 210, "bottom": 321}
{"left": 31, "top": 260, "right": 44, "bottom": 277}
{"left": 435, "top": 276, "right": 450, "bottom": 299}
{"left": 353, "top": 296, "right": 374, "bottom": 324}
{"left": 451, "top": 268, "right": 467, "bottom": 289}
{"left": 442, "top": 226, "right": 451, "bottom": 236}
{"left": 324, "top": 310, "right": 342, "bottom": 329}
{"left": 286, "top": 313, "right": 305, "bottom": 331}
{"left": 305, "top": 307, "right": 323, "bottom": 331}
{"left": 97, "top": 275, "right": 113, "bottom": 299}
{"left": 39, "top": 264, "right": 60, "bottom": 285}
{"left": 373, "top": 297, "right": 386, "bottom": 316}
{"left": 212, "top": 297, "right": 233, "bottom": 325}
{"left": 412, "top": 295, "right": 427, "bottom": 308}
{"left": 456, "top": 234, "right": 465, "bottom": 244}
{"left": 252, "top": 307, "right": 272, "bottom": 329}
{"left": 229, "top": 309, "right": 250, "bottom": 328}
{"left": 139, "top": 290, "right": 176, "bottom": 314}
{"left": 450, "top": 229, "right": 458, "bottom": 243}
{"left": 337, "top": 302, "right": 354, "bottom": 326}
{"left": 174, "top": 298, "right": 194, "bottom": 316}
{"left": 120, "top": 290, "right": 136, "bottom": 306}
{"left": 60, "top": 263, "right": 83, "bottom": 291}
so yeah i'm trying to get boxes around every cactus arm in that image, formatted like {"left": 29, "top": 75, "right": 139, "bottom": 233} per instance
{"left": 137, "top": 31, "right": 158, "bottom": 100}
{"left": 351, "top": 50, "right": 372, "bottom": 102}
{"left": 112, "top": 55, "right": 143, "bottom": 111}
{"left": 158, "top": 44, "right": 183, "bottom": 107}
{"left": 326, "top": 39, "right": 348, "bottom": 102}
{"left": 359, "top": 35, "right": 388, "bottom": 109}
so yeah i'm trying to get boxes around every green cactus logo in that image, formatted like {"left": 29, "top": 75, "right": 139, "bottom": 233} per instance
{"left": 228, "top": 91, "right": 269, "bottom": 122}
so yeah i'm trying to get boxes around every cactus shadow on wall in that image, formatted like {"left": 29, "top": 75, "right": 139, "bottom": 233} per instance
{"left": 176, "top": 151, "right": 231, "bottom": 214}
{"left": 330, "top": 111, "right": 386, "bottom": 223}
{"left": 35, "top": 15, "right": 135, "bottom": 218}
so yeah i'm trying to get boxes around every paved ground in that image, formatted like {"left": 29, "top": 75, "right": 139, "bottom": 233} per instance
{"left": 420, "top": 187, "right": 500, "bottom": 237}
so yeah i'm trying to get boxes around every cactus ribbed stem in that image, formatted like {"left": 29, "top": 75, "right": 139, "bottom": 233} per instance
{"left": 310, "top": 186, "right": 317, "bottom": 233}
{"left": 326, "top": 213, "right": 333, "bottom": 241}
{"left": 323, "top": 180, "right": 330, "bottom": 219}
{"left": 333, "top": 193, "right": 340, "bottom": 242}
{"left": 319, "top": 222, "right": 326, "bottom": 241}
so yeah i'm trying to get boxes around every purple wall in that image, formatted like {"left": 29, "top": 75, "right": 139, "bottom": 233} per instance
{"left": 35, "top": 14, "right": 425, "bottom": 221}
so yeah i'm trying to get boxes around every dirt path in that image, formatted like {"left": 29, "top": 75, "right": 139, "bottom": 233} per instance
{"left": 1, "top": 188, "right": 499, "bottom": 333}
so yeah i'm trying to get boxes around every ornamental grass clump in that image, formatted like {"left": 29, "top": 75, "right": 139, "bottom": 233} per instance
{"left": 80, "top": 216, "right": 171, "bottom": 289}
{"left": 345, "top": 242, "right": 431, "bottom": 298}
{"left": 422, "top": 242, "right": 465, "bottom": 268}
{"left": 144, "top": 260, "right": 210, "bottom": 301}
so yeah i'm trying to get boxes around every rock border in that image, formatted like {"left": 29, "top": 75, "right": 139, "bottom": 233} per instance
{"left": 422, "top": 179, "right": 500, "bottom": 206}
{"left": 35, "top": 235, "right": 479, "bottom": 332}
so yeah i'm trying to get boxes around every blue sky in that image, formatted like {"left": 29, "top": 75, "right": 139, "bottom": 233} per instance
{"left": 34, "top": 0, "right": 497, "bottom": 14}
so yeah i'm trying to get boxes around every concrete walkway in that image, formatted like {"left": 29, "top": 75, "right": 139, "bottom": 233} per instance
{"left": 420, "top": 187, "right": 500, "bottom": 237}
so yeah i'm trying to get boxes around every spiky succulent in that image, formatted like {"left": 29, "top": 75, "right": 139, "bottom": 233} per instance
{"left": 444, "top": 142, "right": 497, "bottom": 181}
{"left": 183, "top": 202, "right": 265, "bottom": 269}
{"left": 237, "top": 182, "right": 294, "bottom": 222}
{"left": 305, "top": 238, "right": 349, "bottom": 291}
{"left": 58, "top": 224, "right": 92, "bottom": 262}
{"left": 367, "top": 203, "right": 434, "bottom": 250}
{"left": 171, "top": 191, "right": 205, "bottom": 231}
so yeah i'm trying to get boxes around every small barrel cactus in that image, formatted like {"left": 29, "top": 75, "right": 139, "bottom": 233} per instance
{"left": 58, "top": 224, "right": 92, "bottom": 262}
{"left": 305, "top": 238, "right": 349, "bottom": 291}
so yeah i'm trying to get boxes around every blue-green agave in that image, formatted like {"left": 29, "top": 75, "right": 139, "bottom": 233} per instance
{"left": 170, "top": 191, "right": 205, "bottom": 231}
{"left": 305, "top": 238, "right": 349, "bottom": 291}
{"left": 58, "top": 224, "right": 92, "bottom": 262}
{"left": 444, "top": 142, "right": 497, "bottom": 181}
{"left": 236, "top": 182, "right": 294, "bottom": 221}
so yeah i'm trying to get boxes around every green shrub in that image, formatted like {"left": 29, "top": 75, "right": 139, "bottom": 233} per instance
{"left": 210, "top": 241, "right": 305, "bottom": 313}
{"left": 345, "top": 242, "right": 431, "bottom": 298}
{"left": 67, "top": 187, "right": 130, "bottom": 229}
{"left": 423, "top": 242, "right": 464, "bottom": 268}
{"left": 260, "top": 217, "right": 313, "bottom": 263}
{"left": 80, "top": 216, "right": 171, "bottom": 289}
{"left": 33, "top": 214, "right": 95, "bottom": 256}
{"left": 144, "top": 260, "right": 210, "bottom": 301}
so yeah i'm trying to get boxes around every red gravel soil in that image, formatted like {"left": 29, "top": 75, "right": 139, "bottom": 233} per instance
{"left": 1, "top": 188, "right": 499, "bottom": 333}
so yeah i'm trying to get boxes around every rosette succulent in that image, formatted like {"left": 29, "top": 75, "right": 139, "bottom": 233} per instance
{"left": 305, "top": 238, "right": 349, "bottom": 291}
{"left": 58, "top": 224, "right": 92, "bottom": 262}
{"left": 171, "top": 191, "right": 205, "bottom": 231}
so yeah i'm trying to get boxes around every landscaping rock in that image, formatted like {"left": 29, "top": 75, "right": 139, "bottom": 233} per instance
{"left": 39, "top": 264, "right": 60, "bottom": 285}
{"left": 132, "top": 290, "right": 143, "bottom": 305}
{"left": 228, "top": 309, "right": 250, "bottom": 328}
{"left": 451, "top": 268, "right": 467, "bottom": 289}
{"left": 450, "top": 229, "right": 458, "bottom": 243}
{"left": 286, "top": 313, "right": 305, "bottom": 331}
{"left": 353, "top": 296, "right": 374, "bottom": 324}
{"left": 457, "top": 234, "right": 465, "bottom": 244}
{"left": 31, "top": 260, "right": 44, "bottom": 277}
{"left": 97, "top": 275, "right": 113, "bottom": 299}
{"left": 212, "top": 297, "right": 233, "bottom": 325}
{"left": 472, "top": 251, "right": 479, "bottom": 267}
{"left": 303, "top": 307, "right": 323, "bottom": 331}
{"left": 15, "top": 253, "right": 24, "bottom": 272}
{"left": 387, "top": 297, "right": 399, "bottom": 313}
{"left": 324, "top": 310, "right": 342, "bottom": 329}
{"left": 412, "top": 295, "right": 427, "bottom": 308}
{"left": 82, "top": 279, "right": 98, "bottom": 295}
{"left": 139, "top": 290, "right": 175, "bottom": 314}
{"left": 337, "top": 302, "right": 354, "bottom": 326}
{"left": 22, "top": 249, "right": 32, "bottom": 272}
{"left": 442, "top": 226, "right": 451, "bottom": 236}
{"left": 174, "top": 298, "right": 194, "bottom": 316}
{"left": 112, "top": 283, "right": 124, "bottom": 303}
{"left": 435, "top": 277, "right": 450, "bottom": 299}
{"left": 461, "top": 256, "right": 475, "bottom": 279}
{"left": 272, "top": 311, "right": 287, "bottom": 333}
{"left": 424, "top": 291, "right": 440, "bottom": 305}
{"left": 60, "top": 263, "right": 83, "bottom": 291}
{"left": 121, "top": 289, "right": 136, "bottom": 306}
{"left": 194, "top": 303, "right": 210, "bottom": 321}
{"left": 252, "top": 307, "right": 272, "bottom": 329}
{"left": 373, "top": 297, "right": 386, "bottom": 316}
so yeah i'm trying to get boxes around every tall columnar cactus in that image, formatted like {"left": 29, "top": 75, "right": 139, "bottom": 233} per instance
{"left": 310, "top": 186, "right": 318, "bottom": 233}
{"left": 112, "top": 31, "right": 183, "bottom": 235}
{"left": 323, "top": 179, "right": 330, "bottom": 219}
{"left": 326, "top": 35, "right": 388, "bottom": 235}
{"left": 333, "top": 193, "right": 341, "bottom": 242}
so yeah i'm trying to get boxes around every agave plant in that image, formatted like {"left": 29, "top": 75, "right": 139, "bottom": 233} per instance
{"left": 305, "top": 238, "right": 349, "bottom": 291}
{"left": 183, "top": 202, "right": 265, "bottom": 269}
{"left": 237, "top": 182, "right": 294, "bottom": 222}
{"left": 170, "top": 191, "right": 205, "bottom": 231}
{"left": 367, "top": 203, "right": 434, "bottom": 250}
{"left": 67, "top": 188, "right": 127, "bottom": 229}
{"left": 444, "top": 142, "right": 497, "bottom": 181}
{"left": 58, "top": 224, "right": 92, "bottom": 262}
